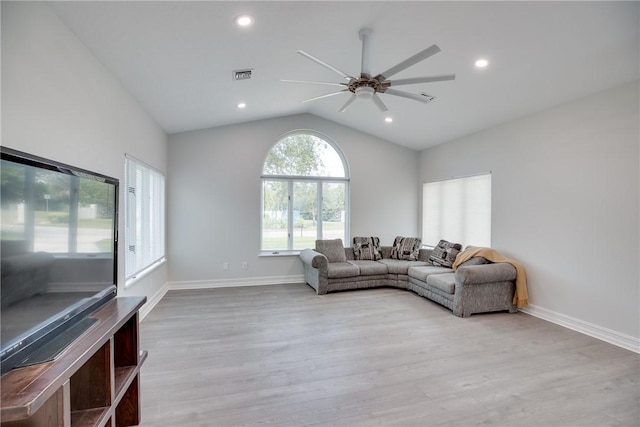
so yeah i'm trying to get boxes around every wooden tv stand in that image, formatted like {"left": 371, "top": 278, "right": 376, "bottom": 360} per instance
{"left": 0, "top": 296, "right": 147, "bottom": 427}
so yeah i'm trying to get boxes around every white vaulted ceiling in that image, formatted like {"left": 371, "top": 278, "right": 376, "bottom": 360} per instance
{"left": 49, "top": 1, "right": 639, "bottom": 150}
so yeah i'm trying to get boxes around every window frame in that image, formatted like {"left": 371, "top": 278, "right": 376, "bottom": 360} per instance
{"left": 124, "top": 154, "right": 166, "bottom": 284}
{"left": 260, "top": 131, "right": 350, "bottom": 254}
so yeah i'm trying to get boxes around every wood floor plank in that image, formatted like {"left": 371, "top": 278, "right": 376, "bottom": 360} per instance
{"left": 138, "top": 284, "right": 639, "bottom": 426}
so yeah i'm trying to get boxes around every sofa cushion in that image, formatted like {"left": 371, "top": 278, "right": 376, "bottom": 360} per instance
{"left": 316, "top": 239, "right": 347, "bottom": 263}
{"left": 352, "top": 236, "right": 382, "bottom": 261}
{"left": 390, "top": 236, "right": 421, "bottom": 261}
{"left": 429, "top": 239, "right": 462, "bottom": 268}
{"left": 426, "top": 273, "right": 457, "bottom": 294}
{"left": 348, "top": 260, "right": 388, "bottom": 276}
{"left": 407, "top": 265, "right": 454, "bottom": 281}
{"left": 378, "top": 259, "right": 429, "bottom": 274}
{"left": 327, "top": 262, "right": 360, "bottom": 278}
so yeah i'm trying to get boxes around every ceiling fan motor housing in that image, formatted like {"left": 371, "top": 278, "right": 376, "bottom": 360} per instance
{"left": 348, "top": 74, "right": 390, "bottom": 96}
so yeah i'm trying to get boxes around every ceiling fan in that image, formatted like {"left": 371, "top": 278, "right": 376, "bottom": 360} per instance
{"left": 283, "top": 28, "right": 456, "bottom": 113}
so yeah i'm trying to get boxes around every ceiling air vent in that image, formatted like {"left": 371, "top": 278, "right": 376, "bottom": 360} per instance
{"left": 233, "top": 69, "right": 253, "bottom": 81}
{"left": 421, "top": 93, "right": 437, "bottom": 103}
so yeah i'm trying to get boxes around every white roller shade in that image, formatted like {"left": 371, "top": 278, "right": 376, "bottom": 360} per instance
{"left": 422, "top": 173, "right": 491, "bottom": 248}
{"left": 125, "top": 155, "right": 166, "bottom": 280}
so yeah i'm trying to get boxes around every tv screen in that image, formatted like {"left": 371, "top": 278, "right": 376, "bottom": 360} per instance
{"left": 1, "top": 147, "right": 118, "bottom": 374}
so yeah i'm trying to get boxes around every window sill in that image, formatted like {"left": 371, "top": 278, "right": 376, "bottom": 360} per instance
{"left": 259, "top": 251, "right": 302, "bottom": 257}
{"left": 125, "top": 257, "right": 166, "bottom": 288}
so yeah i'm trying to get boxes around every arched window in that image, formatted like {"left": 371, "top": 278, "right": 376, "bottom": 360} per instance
{"left": 261, "top": 131, "right": 349, "bottom": 253}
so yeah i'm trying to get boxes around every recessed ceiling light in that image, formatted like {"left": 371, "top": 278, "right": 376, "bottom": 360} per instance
{"left": 475, "top": 58, "right": 489, "bottom": 68}
{"left": 385, "top": 117, "right": 393, "bottom": 123}
{"left": 237, "top": 102, "right": 247, "bottom": 109}
{"left": 235, "top": 15, "right": 254, "bottom": 27}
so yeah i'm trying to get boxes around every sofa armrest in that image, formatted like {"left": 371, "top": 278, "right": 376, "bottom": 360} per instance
{"left": 455, "top": 262, "right": 516, "bottom": 285}
{"left": 300, "top": 249, "right": 330, "bottom": 294}
{"left": 299, "top": 248, "right": 328, "bottom": 270}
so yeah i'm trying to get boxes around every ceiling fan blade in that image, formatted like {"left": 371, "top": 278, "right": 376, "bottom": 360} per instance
{"left": 389, "top": 74, "right": 456, "bottom": 86}
{"left": 384, "top": 88, "right": 430, "bottom": 103}
{"left": 302, "top": 90, "right": 348, "bottom": 103}
{"left": 338, "top": 94, "right": 357, "bottom": 113}
{"left": 297, "top": 50, "right": 354, "bottom": 81}
{"left": 359, "top": 28, "right": 372, "bottom": 76}
{"left": 281, "top": 79, "right": 348, "bottom": 87}
{"left": 375, "top": 44, "right": 441, "bottom": 81}
{"left": 371, "top": 93, "right": 388, "bottom": 112}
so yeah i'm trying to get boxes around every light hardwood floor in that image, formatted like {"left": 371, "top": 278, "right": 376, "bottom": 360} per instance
{"left": 139, "top": 284, "right": 639, "bottom": 426}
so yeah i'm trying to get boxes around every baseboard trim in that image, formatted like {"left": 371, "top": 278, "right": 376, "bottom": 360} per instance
{"left": 139, "top": 281, "right": 170, "bottom": 321}
{"left": 167, "top": 275, "right": 305, "bottom": 290}
{"left": 520, "top": 304, "right": 640, "bottom": 354}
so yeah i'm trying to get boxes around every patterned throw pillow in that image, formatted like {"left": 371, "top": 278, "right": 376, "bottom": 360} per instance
{"left": 352, "top": 237, "right": 382, "bottom": 261}
{"left": 390, "top": 236, "right": 422, "bottom": 261}
{"left": 429, "top": 239, "right": 463, "bottom": 268}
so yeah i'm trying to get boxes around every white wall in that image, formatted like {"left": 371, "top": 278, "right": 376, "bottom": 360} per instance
{"left": 6, "top": 2, "right": 636, "bottom": 350}
{"left": 419, "top": 81, "right": 640, "bottom": 345}
{"left": 1, "top": 2, "right": 169, "bottom": 309}
{"left": 167, "top": 113, "right": 418, "bottom": 285}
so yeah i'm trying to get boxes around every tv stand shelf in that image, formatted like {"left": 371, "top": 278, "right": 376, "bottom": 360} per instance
{"left": 0, "top": 296, "right": 146, "bottom": 427}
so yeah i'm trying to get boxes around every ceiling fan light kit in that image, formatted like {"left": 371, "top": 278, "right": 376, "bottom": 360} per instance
{"left": 284, "top": 28, "right": 456, "bottom": 113}
{"left": 355, "top": 86, "right": 375, "bottom": 99}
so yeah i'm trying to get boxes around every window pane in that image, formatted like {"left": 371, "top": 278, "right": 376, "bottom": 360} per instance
{"left": 263, "top": 134, "right": 345, "bottom": 177}
{"left": 293, "top": 181, "right": 317, "bottom": 250}
{"left": 262, "top": 180, "right": 289, "bottom": 251}
{"left": 322, "top": 182, "right": 346, "bottom": 241}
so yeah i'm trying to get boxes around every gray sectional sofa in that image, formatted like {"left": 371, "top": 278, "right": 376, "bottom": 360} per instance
{"left": 299, "top": 239, "right": 518, "bottom": 317}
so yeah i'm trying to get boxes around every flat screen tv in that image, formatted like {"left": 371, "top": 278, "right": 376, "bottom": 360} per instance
{"left": 1, "top": 147, "right": 118, "bottom": 375}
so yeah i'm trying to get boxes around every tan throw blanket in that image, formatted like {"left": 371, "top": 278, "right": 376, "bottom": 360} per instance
{"left": 453, "top": 246, "right": 529, "bottom": 308}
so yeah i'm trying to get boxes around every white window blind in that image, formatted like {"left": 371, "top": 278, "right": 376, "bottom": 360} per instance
{"left": 422, "top": 173, "right": 491, "bottom": 248}
{"left": 125, "top": 155, "right": 165, "bottom": 280}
